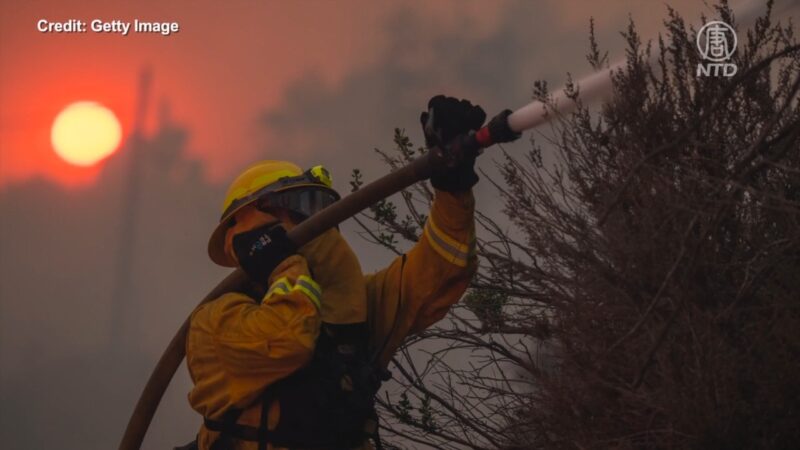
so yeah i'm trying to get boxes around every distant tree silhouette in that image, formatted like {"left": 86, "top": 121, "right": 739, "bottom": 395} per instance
{"left": 0, "top": 113, "right": 218, "bottom": 450}
{"left": 355, "top": 2, "right": 800, "bottom": 448}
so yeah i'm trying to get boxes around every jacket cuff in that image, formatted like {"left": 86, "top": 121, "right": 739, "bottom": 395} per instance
{"left": 431, "top": 189, "right": 475, "bottom": 234}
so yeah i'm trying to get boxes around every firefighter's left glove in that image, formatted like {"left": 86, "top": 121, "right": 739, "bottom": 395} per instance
{"left": 420, "top": 95, "right": 487, "bottom": 193}
{"left": 233, "top": 222, "right": 298, "bottom": 283}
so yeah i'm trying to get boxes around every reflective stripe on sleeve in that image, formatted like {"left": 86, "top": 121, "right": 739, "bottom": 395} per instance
{"left": 265, "top": 277, "right": 292, "bottom": 298}
{"left": 263, "top": 275, "right": 322, "bottom": 310}
{"left": 292, "top": 275, "right": 322, "bottom": 310}
{"left": 423, "top": 217, "right": 475, "bottom": 267}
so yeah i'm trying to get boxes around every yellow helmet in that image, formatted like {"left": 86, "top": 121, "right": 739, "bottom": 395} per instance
{"left": 208, "top": 160, "right": 339, "bottom": 266}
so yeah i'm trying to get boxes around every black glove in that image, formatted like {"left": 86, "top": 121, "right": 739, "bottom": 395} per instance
{"left": 420, "top": 95, "right": 486, "bottom": 193}
{"left": 233, "top": 222, "right": 297, "bottom": 283}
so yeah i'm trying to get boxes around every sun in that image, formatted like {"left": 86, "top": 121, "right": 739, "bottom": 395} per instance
{"left": 51, "top": 101, "right": 122, "bottom": 166}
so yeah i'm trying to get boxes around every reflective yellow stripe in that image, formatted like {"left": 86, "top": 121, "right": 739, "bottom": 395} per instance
{"left": 264, "top": 277, "right": 291, "bottom": 300}
{"left": 428, "top": 216, "right": 469, "bottom": 253}
{"left": 292, "top": 275, "right": 322, "bottom": 310}
{"left": 263, "top": 275, "right": 322, "bottom": 310}
{"left": 423, "top": 218, "right": 474, "bottom": 267}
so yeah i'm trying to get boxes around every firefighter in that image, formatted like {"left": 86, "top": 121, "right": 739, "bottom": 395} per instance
{"left": 184, "top": 96, "right": 485, "bottom": 450}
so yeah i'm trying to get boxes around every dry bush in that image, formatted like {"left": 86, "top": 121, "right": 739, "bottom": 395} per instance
{"left": 354, "top": 2, "right": 800, "bottom": 448}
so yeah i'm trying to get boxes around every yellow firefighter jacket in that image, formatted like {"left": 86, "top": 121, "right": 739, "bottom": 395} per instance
{"left": 186, "top": 190, "right": 477, "bottom": 449}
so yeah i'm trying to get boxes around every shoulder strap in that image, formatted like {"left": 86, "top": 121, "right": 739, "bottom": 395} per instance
{"left": 203, "top": 322, "right": 389, "bottom": 450}
{"left": 258, "top": 385, "right": 279, "bottom": 450}
{"left": 205, "top": 407, "right": 242, "bottom": 450}
{"left": 203, "top": 386, "right": 280, "bottom": 449}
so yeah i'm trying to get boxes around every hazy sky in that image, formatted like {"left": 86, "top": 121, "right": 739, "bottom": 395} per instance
{"left": 0, "top": 0, "right": 708, "bottom": 188}
{"left": 2, "top": 1, "right": 776, "bottom": 449}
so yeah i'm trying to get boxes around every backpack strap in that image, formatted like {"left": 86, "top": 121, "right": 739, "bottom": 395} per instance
{"left": 205, "top": 407, "right": 245, "bottom": 449}
{"left": 203, "top": 321, "right": 391, "bottom": 450}
{"left": 258, "top": 385, "right": 279, "bottom": 450}
{"left": 203, "top": 386, "right": 280, "bottom": 449}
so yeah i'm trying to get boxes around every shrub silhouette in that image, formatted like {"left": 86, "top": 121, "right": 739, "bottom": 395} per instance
{"left": 355, "top": 2, "right": 800, "bottom": 448}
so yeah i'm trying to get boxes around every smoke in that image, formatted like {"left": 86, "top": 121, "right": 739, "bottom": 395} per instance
{"left": 0, "top": 1, "right": 705, "bottom": 448}
{"left": 0, "top": 115, "right": 224, "bottom": 448}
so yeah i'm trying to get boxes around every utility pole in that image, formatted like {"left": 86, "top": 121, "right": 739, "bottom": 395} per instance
{"left": 109, "top": 68, "right": 152, "bottom": 352}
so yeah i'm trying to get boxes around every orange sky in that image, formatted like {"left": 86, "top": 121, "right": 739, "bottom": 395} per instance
{"left": 0, "top": 0, "right": 708, "bottom": 188}
{"left": 2, "top": 2, "right": 771, "bottom": 447}
{"left": 0, "top": 0, "right": 501, "bottom": 187}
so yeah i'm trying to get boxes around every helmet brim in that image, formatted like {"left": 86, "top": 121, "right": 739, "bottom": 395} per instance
{"left": 207, "top": 200, "right": 252, "bottom": 267}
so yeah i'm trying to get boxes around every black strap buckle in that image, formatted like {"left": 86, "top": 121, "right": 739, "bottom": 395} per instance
{"left": 204, "top": 417, "right": 269, "bottom": 442}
